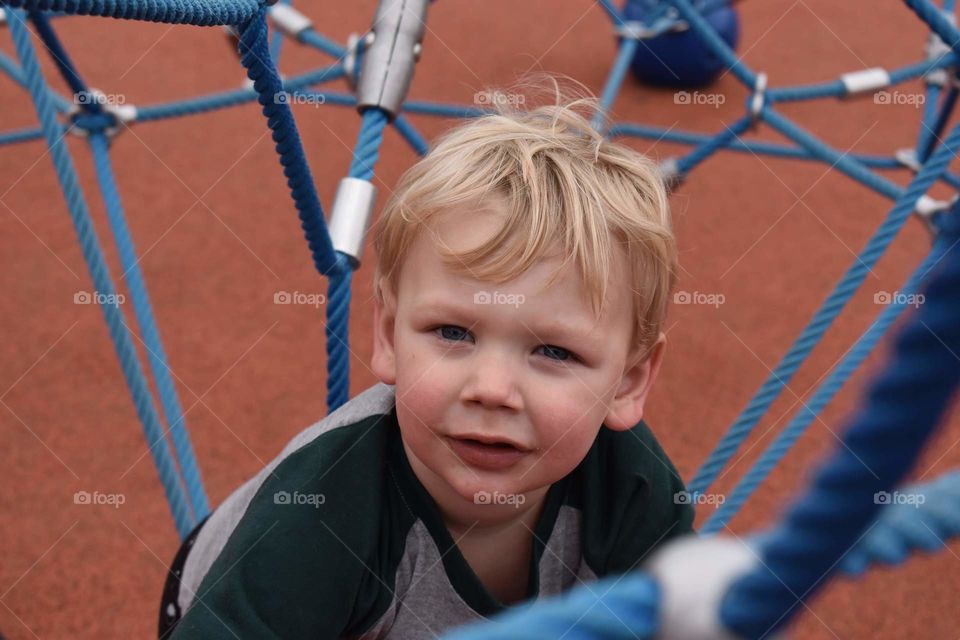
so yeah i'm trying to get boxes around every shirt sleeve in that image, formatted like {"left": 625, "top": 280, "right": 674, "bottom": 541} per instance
{"left": 169, "top": 442, "right": 380, "bottom": 639}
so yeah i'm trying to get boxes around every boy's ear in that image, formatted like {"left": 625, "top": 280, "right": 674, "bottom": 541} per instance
{"left": 604, "top": 332, "right": 667, "bottom": 431}
{"left": 371, "top": 279, "right": 398, "bottom": 385}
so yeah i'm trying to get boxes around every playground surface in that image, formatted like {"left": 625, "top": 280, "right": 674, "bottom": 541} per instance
{"left": 2, "top": 1, "right": 960, "bottom": 637}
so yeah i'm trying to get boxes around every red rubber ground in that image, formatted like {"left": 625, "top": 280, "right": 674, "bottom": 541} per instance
{"left": 2, "top": 1, "right": 959, "bottom": 638}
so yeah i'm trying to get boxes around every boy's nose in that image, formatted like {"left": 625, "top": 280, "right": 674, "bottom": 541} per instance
{"left": 460, "top": 351, "right": 523, "bottom": 411}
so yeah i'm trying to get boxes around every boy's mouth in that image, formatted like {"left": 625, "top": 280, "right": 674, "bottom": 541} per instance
{"left": 448, "top": 436, "right": 530, "bottom": 471}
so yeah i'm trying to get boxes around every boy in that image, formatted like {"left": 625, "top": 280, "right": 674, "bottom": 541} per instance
{"left": 163, "top": 85, "right": 694, "bottom": 639}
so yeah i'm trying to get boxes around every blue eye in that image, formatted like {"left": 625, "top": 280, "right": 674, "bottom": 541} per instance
{"left": 538, "top": 345, "right": 574, "bottom": 362}
{"left": 434, "top": 326, "right": 578, "bottom": 363}
{"left": 436, "top": 325, "right": 472, "bottom": 342}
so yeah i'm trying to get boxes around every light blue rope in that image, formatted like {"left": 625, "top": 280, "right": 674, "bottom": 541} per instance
{"left": 442, "top": 571, "right": 660, "bottom": 640}
{"left": 592, "top": 37, "right": 639, "bottom": 133}
{"left": 702, "top": 225, "right": 957, "bottom": 533}
{"left": 839, "top": 469, "right": 960, "bottom": 574}
{"left": 89, "top": 132, "right": 210, "bottom": 521}
{"left": 689, "top": 120, "right": 960, "bottom": 498}
{"left": 7, "top": 8, "right": 194, "bottom": 539}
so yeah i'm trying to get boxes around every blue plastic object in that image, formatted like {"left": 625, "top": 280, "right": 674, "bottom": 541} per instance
{"left": 623, "top": 0, "right": 739, "bottom": 87}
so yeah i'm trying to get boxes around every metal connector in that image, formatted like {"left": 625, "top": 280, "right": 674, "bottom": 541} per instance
{"left": 268, "top": 4, "right": 313, "bottom": 38}
{"left": 356, "top": 0, "right": 429, "bottom": 119}
{"left": 329, "top": 177, "right": 377, "bottom": 265}
{"left": 840, "top": 68, "right": 891, "bottom": 97}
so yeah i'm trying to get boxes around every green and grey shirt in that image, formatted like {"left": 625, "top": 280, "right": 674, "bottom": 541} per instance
{"left": 168, "top": 383, "right": 693, "bottom": 639}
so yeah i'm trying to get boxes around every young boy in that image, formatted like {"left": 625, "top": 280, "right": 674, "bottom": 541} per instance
{"left": 163, "top": 86, "right": 694, "bottom": 639}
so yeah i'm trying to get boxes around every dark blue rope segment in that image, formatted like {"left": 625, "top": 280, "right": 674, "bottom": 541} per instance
{"left": 0, "top": 0, "right": 262, "bottom": 25}
{"left": 237, "top": 7, "right": 342, "bottom": 278}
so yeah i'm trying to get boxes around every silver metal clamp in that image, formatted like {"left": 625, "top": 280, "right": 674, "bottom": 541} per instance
{"left": 355, "top": 0, "right": 429, "bottom": 120}
{"left": 328, "top": 177, "right": 377, "bottom": 266}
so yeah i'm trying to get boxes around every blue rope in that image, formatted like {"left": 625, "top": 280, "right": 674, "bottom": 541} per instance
{"left": 238, "top": 7, "right": 358, "bottom": 414}
{"left": 689, "top": 120, "right": 960, "bottom": 498}
{"left": 319, "top": 108, "right": 390, "bottom": 412}
{"left": 237, "top": 8, "right": 342, "bottom": 278}
{"left": 392, "top": 114, "right": 429, "bottom": 156}
{"left": 839, "top": 470, "right": 960, "bottom": 575}
{"left": 919, "top": 87, "right": 958, "bottom": 162}
{"left": 442, "top": 571, "right": 660, "bottom": 640}
{"left": 350, "top": 108, "right": 389, "bottom": 179}
{"left": 721, "top": 205, "right": 960, "bottom": 639}
{"left": 27, "top": 9, "right": 99, "bottom": 113}
{"left": 669, "top": 0, "right": 757, "bottom": 87}
{"left": 592, "top": 37, "right": 639, "bottom": 133}
{"left": 701, "top": 224, "right": 958, "bottom": 534}
{"left": 916, "top": 83, "right": 945, "bottom": 163}
{"left": 0, "top": 0, "right": 261, "bottom": 25}
{"left": 904, "top": 0, "right": 960, "bottom": 60}
{"left": 761, "top": 106, "right": 902, "bottom": 200}
{"left": 89, "top": 131, "right": 210, "bottom": 521}
{"left": 135, "top": 64, "right": 345, "bottom": 123}
{"left": 0, "top": 44, "right": 73, "bottom": 112}
{"left": 7, "top": 8, "right": 194, "bottom": 539}
{"left": 298, "top": 28, "right": 346, "bottom": 58}
{"left": 675, "top": 114, "right": 752, "bottom": 175}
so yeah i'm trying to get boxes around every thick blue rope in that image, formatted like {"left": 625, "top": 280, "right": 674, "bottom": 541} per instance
{"left": 89, "top": 132, "right": 210, "bottom": 521}
{"left": 0, "top": 0, "right": 261, "bottom": 25}
{"left": 442, "top": 571, "right": 660, "bottom": 640}
{"left": 7, "top": 8, "right": 194, "bottom": 539}
{"left": 721, "top": 206, "right": 960, "bottom": 639}
{"left": 689, "top": 120, "right": 960, "bottom": 498}
{"left": 350, "top": 108, "right": 389, "bottom": 179}
{"left": 319, "top": 108, "right": 390, "bottom": 412}
{"left": 237, "top": 9, "right": 342, "bottom": 279}
{"left": 27, "top": 10, "right": 100, "bottom": 112}
{"left": 702, "top": 224, "right": 958, "bottom": 534}
{"left": 238, "top": 7, "right": 356, "bottom": 413}
{"left": 839, "top": 469, "right": 960, "bottom": 575}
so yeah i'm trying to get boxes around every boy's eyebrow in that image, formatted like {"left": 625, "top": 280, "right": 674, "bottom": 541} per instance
{"left": 414, "top": 297, "right": 600, "bottom": 345}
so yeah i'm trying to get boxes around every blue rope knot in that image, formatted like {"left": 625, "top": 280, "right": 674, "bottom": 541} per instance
{"left": 67, "top": 109, "right": 121, "bottom": 137}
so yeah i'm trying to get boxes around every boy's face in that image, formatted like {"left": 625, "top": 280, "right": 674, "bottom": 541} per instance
{"left": 372, "top": 205, "right": 665, "bottom": 510}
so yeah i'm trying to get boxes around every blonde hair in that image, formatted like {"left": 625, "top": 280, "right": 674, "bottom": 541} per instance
{"left": 372, "top": 75, "right": 676, "bottom": 360}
